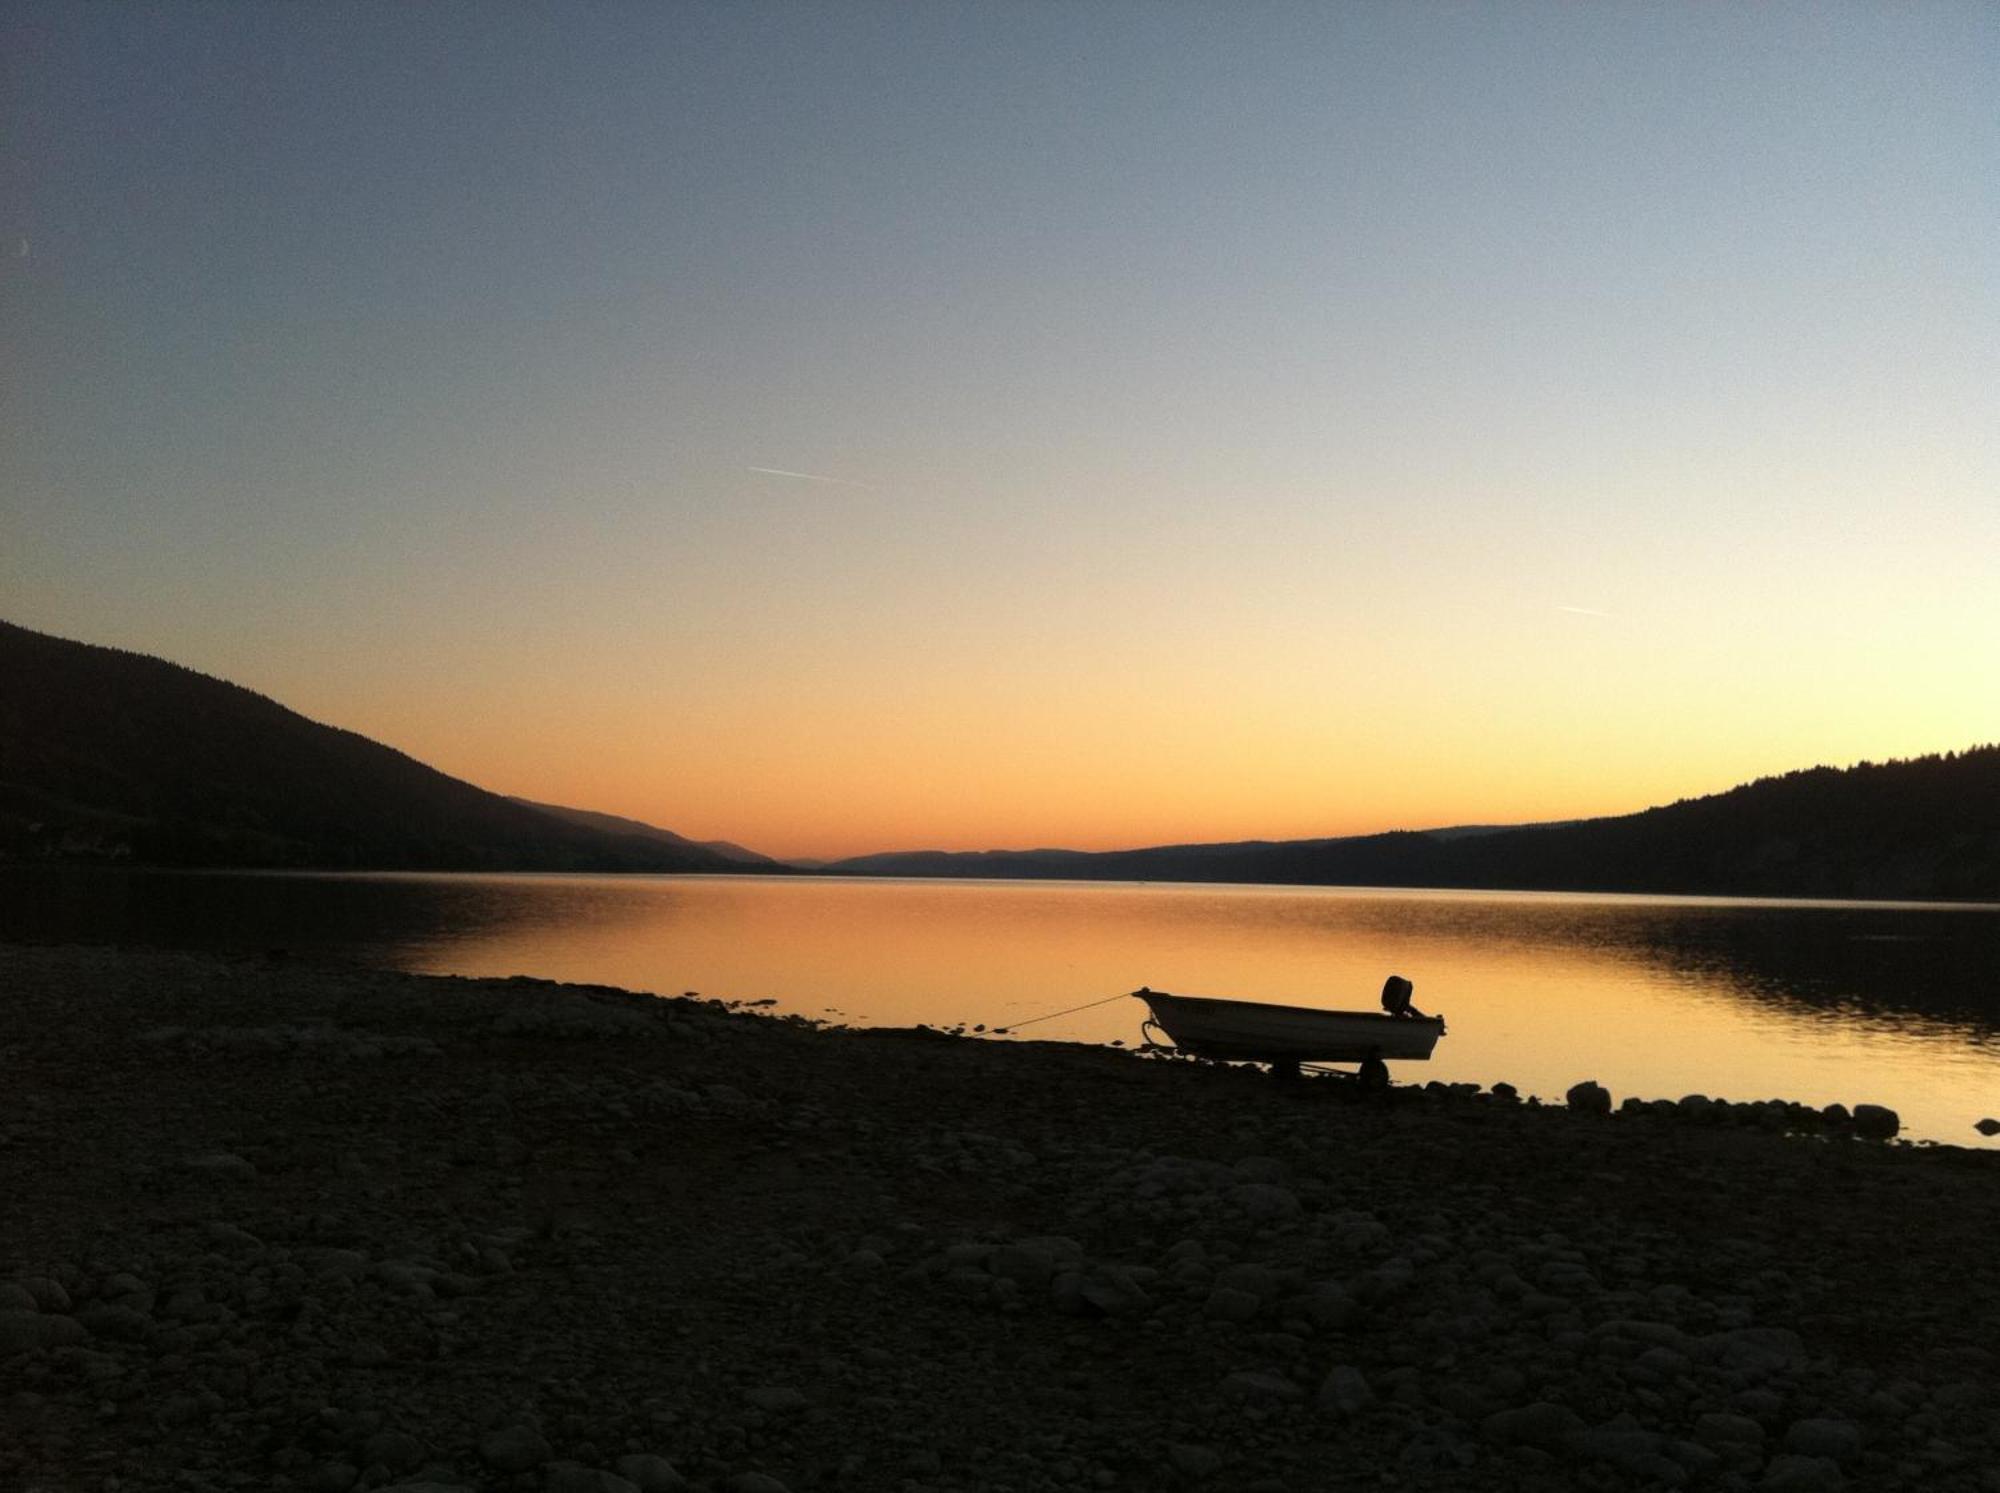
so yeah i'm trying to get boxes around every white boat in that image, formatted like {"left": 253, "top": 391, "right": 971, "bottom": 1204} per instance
{"left": 1134, "top": 986, "right": 1445, "bottom": 1066}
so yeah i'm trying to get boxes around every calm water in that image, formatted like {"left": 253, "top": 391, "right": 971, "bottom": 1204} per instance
{"left": 8, "top": 870, "right": 2000, "bottom": 1146}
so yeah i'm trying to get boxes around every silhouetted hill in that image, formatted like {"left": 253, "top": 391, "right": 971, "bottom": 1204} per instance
{"left": 0, "top": 620, "right": 748, "bottom": 872}
{"left": 508, "top": 798, "right": 776, "bottom": 866}
{"left": 828, "top": 750, "right": 2000, "bottom": 901}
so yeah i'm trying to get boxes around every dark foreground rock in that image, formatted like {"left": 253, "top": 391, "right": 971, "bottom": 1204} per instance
{"left": 4, "top": 944, "right": 1998, "bottom": 1492}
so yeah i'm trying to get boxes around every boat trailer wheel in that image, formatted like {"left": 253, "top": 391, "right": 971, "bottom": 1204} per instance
{"left": 1358, "top": 1055, "right": 1390, "bottom": 1092}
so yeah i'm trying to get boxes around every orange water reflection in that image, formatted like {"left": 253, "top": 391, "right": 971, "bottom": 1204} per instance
{"left": 353, "top": 875, "right": 2000, "bottom": 1148}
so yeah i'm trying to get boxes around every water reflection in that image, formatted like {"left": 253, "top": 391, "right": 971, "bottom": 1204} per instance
{"left": 6, "top": 869, "right": 1997, "bottom": 1143}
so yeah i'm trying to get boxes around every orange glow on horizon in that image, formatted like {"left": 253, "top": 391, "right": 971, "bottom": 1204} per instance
{"left": 304, "top": 659, "right": 1986, "bottom": 862}
{"left": 19, "top": 581, "right": 1989, "bottom": 864}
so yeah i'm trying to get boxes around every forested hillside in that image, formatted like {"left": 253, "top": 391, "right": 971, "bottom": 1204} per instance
{"left": 0, "top": 621, "right": 743, "bottom": 872}
{"left": 831, "top": 750, "right": 2000, "bottom": 901}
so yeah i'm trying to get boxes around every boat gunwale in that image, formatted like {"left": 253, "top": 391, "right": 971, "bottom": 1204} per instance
{"left": 1134, "top": 987, "right": 1443, "bottom": 1028}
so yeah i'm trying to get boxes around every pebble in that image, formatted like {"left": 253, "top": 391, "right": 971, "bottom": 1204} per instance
{"left": 361, "top": 1430, "right": 427, "bottom": 1472}
{"left": 1483, "top": 1401, "right": 1587, "bottom": 1449}
{"left": 613, "top": 1455, "right": 688, "bottom": 1493}
{"left": 77, "top": 1304, "right": 150, "bottom": 1340}
{"left": 1213, "top": 1262, "right": 1280, "bottom": 1299}
{"left": 1705, "top": 1327, "right": 1809, "bottom": 1376}
{"left": 988, "top": 1243, "right": 1054, "bottom": 1287}
{"left": 1203, "top": 1287, "right": 1261, "bottom": 1323}
{"left": 1224, "top": 1183, "right": 1301, "bottom": 1220}
{"left": 479, "top": 1425, "right": 555, "bottom": 1472}
{"left": 544, "top": 1464, "right": 640, "bottom": 1493}
{"left": 0, "top": 1311, "right": 86, "bottom": 1355}
{"left": 1074, "top": 1264, "right": 1151, "bottom": 1317}
{"left": 1567, "top": 1424, "right": 1679, "bottom": 1481}
{"left": 1759, "top": 1453, "right": 1847, "bottom": 1491}
{"left": 1695, "top": 1412, "right": 1767, "bottom": 1449}
{"left": 17, "top": 1276, "right": 71, "bottom": 1312}
{"left": 1785, "top": 1419, "right": 1861, "bottom": 1461}
{"left": 1168, "top": 1442, "right": 1223, "bottom": 1478}
{"left": 1219, "top": 1371, "right": 1302, "bottom": 1403}
{"left": 1315, "top": 1365, "right": 1373, "bottom": 1416}
{"left": 724, "top": 1475, "right": 791, "bottom": 1493}
{"left": 181, "top": 1152, "right": 258, "bottom": 1180}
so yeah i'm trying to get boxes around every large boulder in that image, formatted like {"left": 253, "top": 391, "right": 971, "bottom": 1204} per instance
{"left": 1566, "top": 1081, "right": 1612, "bottom": 1115}
{"left": 1851, "top": 1104, "right": 1899, "bottom": 1140}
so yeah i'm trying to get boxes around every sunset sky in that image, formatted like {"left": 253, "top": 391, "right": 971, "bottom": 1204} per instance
{"left": 5, "top": 3, "right": 1995, "bottom": 859}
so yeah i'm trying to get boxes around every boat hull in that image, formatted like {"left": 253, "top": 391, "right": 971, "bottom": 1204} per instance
{"left": 1136, "top": 988, "right": 1444, "bottom": 1063}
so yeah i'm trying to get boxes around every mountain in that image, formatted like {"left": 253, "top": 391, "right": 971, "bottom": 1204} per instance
{"left": 507, "top": 797, "right": 776, "bottom": 866}
{"left": 827, "top": 750, "right": 2000, "bottom": 901}
{"left": 0, "top": 619, "right": 751, "bottom": 873}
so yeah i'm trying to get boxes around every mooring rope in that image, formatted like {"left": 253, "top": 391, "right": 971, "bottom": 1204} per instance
{"left": 988, "top": 990, "right": 1133, "bottom": 1035}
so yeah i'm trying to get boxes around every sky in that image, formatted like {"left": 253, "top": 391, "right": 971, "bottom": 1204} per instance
{"left": 3, "top": 2, "right": 1995, "bottom": 860}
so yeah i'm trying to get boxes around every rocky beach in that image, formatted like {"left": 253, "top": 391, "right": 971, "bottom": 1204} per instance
{"left": 4, "top": 943, "right": 1998, "bottom": 1493}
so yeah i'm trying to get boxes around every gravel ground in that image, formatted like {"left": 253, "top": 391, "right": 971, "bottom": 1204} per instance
{"left": 4, "top": 943, "right": 1998, "bottom": 1493}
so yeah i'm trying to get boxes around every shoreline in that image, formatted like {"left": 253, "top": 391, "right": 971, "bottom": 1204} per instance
{"left": 5, "top": 944, "right": 1998, "bottom": 1492}
{"left": 13, "top": 860, "right": 2000, "bottom": 912}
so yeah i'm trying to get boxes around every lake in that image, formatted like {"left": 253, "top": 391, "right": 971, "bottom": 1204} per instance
{"left": 7, "top": 869, "right": 1999, "bottom": 1146}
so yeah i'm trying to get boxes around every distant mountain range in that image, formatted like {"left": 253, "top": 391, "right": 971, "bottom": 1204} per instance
{"left": 506, "top": 797, "right": 775, "bottom": 866}
{"left": 5, "top": 617, "right": 1995, "bottom": 899}
{"left": 0, "top": 620, "right": 772, "bottom": 873}
{"left": 826, "top": 753, "right": 2000, "bottom": 901}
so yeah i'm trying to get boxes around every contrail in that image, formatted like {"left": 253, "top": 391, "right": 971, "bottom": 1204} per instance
{"left": 747, "top": 466, "right": 877, "bottom": 491}
{"left": 1556, "top": 605, "right": 1612, "bottom": 618}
